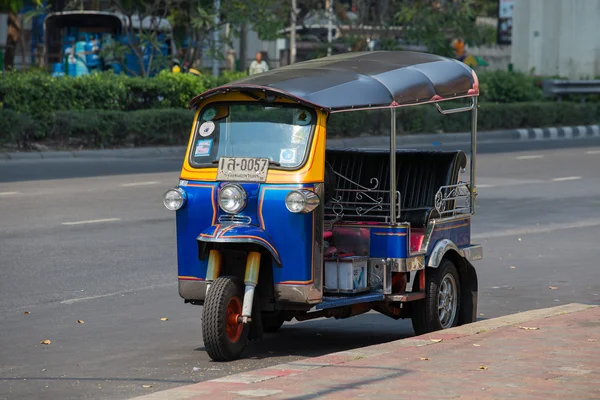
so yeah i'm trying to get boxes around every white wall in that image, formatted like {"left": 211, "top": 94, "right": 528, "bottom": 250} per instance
{"left": 512, "top": 0, "right": 600, "bottom": 78}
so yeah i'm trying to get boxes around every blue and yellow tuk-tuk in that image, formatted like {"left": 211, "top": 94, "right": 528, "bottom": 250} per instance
{"left": 163, "top": 51, "right": 482, "bottom": 361}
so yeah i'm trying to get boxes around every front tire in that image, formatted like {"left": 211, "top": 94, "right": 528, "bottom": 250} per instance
{"left": 202, "top": 276, "right": 249, "bottom": 361}
{"left": 411, "top": 259, "right": 461, "bottom": 336}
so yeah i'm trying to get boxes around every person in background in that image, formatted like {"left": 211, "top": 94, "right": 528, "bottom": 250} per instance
{"left": 226, "top": 49, "right": 236, "bottom": 71}
{"left": 248, "top": 51, "right": 269, "bottom": 75}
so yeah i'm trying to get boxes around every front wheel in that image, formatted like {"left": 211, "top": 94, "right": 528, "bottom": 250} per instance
{"left": 202, "top": 276, "right": 249, "bottom": 361}
{"left": 411, "top": 259, "right": 461, "bottom": 336}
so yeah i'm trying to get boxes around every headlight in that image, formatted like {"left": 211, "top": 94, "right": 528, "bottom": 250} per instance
{"left": 218, "top": 184, "right": 247, "bottom": 214}
{"left": 163, "top": 187, "right": 187, "bottom": 211}
{"left": 285, "top": 190, "right": 320, "bottom": 213}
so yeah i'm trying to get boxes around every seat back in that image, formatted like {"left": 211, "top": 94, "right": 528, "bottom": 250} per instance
{"left": 324, "top": 148, "right": 467, "bottom": 226}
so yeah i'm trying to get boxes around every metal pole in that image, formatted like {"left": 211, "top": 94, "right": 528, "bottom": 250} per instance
{"left": 390, "top": 107, "right": 397, "bottom": 225}
{"left": 212, "top": 0, "right": 221, "bottom": 77}
{"left": 327, "top": 0, "right": 333, "bottom": 56}
{"left": 290, "top": 0, "right": 297, "bottom": 64}
{"left": 470, "top": 97, "right": 478, "bottom": 214}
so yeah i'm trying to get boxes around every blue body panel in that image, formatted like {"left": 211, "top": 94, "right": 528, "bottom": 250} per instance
{"left": 426, "top": 219, "right": 471, "bottom": 255}
{"left": 369, "top": 226, "right": 409, "bottom": 259}
{"left": 176, "top": 183, "right": 218, "bottom": 280}
{"left": 176, "top": 181, "right": 315, "bottom": 285}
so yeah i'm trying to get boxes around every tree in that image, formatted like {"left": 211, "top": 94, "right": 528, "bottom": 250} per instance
{"left": 395, "top": 0, "right": 495, "bottom": 57}
{"left": 167, "top": 0, "right": 288, "bottom": 75}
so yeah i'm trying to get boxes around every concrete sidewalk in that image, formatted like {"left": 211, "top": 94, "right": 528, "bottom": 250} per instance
{"left": 130, "top": 303, "right": 600, "bottom": 400}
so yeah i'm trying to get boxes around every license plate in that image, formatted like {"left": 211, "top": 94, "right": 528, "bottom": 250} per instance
{"left": 216, "top": 157, "right": 269, "bottom": 182}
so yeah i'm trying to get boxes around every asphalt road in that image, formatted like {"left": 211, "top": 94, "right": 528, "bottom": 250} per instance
{"left": 1, "top": 144, "right": 600, "bottom": 400}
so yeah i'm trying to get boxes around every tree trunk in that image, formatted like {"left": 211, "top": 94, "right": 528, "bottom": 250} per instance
{"left": 3, "top": 12, "right": 20, "bottom": 71}
{"left": 239, "top": 23, "right": 247, "bottom": 72}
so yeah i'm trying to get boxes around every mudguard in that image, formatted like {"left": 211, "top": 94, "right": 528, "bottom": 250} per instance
{"left": 197, "top": 224, "right": 281, "bottom": 265}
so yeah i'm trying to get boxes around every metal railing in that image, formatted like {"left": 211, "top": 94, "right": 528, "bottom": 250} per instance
{"left": 434, "top": 183, "right": 472, "bottom": 218}
{"left": 543, "top": 79, "right": 600, "bottom": 103}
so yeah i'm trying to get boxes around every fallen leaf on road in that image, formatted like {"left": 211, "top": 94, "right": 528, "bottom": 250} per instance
{"left": 588, "top": 339, "right": 597, "bottom": 342}
{"left": 509, "top": 266, "right": 516, "bottom": 269}
{"left": 479, "top": 366, "right": 488, "bottom": 370}
{"left": 420, "top": 357, "right": 429, "bottom": 361}
{"left": 40, "top": 340, "right": 51, "bottom": 345}
{"left": 549, "top": 286, "right": 559, "bottom": 290}
{"left": 141, "top": 385, "right": 152, "bottom": 389}
{"left": 77, "top": 320, "right": 84, "bottom": 324}
{"left": 24, "top": 311, "right": 30, "bottom": 315}
{"left": 430, "top": 339, "right": 443, "bottom": 343}
{"left": 473, "top": 344, "right": 481, "bottom": 347}
{"left": 160, "top": 318, "right": 168, "bottom": 321}
{"left": 519, "top": 326, "right": 539, "bottom": 330}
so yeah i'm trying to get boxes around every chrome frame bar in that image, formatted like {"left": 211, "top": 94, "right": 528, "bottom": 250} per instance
{"left": 390, "top": 108, "right": 397, "bottom": 224}
{"left": 470, "top": 97, "right": 478, "bottom": 214}
{"left": 434, "top": 97, "right": 476, "bottom": 115}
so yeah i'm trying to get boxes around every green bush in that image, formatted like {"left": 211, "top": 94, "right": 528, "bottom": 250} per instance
{"left": 1, "top": 108, "right": 194, "bottom": 149}
{"left": 1, "top": 102, "right": 597, "bottom": 150}
{"left": 327, "top": 101, "right": 599, "bottom": 137}
{"left": 0, "top": 70, "right": 246, "bottom": 116}
{"left": 477, "top": 71, "right": 545, "bottom": 103}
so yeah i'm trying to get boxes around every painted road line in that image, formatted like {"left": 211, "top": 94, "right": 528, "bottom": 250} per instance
{"left": 62, "top": 218, "right": 122, "bottom": 226}
{"left": 477, "top": 184, "right": 494, "bottom": 188}
{"left": 473, "top": 219, "right": 600, "bottom": 240}
{"left": 586, "top": 150, "right": 600, "bottom": 155}
{"left": 0, "top": 191, "right": 20, "bottom": 196}
{"left": 119, "top": 181, "right": 160, "bottom": 187}
{"left": 516, "top": 155, "right": 543, "bottom": 160}
{"left": 59, "top": 283, "right": 175, "bottom": 305}
{"left": 552, "top": 176, "right": 582, "bottom": 182}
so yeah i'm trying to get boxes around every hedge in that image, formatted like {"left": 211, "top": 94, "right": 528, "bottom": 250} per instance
{"left": 0, "top": 70, "right": 246, "bottom": 116}
{"left": 1, "top": 70, "right": 598, "bottom": 123}
{"left": 1, "top": 101, "right": 597, "bottom": 150}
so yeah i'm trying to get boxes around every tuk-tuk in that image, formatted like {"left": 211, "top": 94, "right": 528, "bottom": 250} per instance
{"left": 163, "top": 51, "right": 482, "bottom": 361}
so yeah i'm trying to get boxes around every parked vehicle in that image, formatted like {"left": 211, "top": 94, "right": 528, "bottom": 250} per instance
{"left": 163, "top": 51, "right": 482, "bottom": 361}
{"left": 43, "top": 11, "right": 176, "bottom": 76}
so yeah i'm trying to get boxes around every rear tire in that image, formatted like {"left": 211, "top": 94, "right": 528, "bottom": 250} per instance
{"left": 202, "top": 276, "right": 249, "bottom": 361}
{"left": 411, "top": 259, "right": 461, "bottom": 336}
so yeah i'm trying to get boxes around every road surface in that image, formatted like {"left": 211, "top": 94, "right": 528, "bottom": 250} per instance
{"left": 1, "top": 144, "right": 600, "bottom": 399}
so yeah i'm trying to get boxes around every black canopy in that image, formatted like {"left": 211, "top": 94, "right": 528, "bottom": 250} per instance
{"left": 189, "top": 51, "right": 479, "bottom": 113}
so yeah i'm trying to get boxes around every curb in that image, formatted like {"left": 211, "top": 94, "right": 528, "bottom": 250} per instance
{"left": 1, "top": 124, "right": 599, "bottom": 161}
{"left": 129, "top": 303, "right": 596, "bottom": 400}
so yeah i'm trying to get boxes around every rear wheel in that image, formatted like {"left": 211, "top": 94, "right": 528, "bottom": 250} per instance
{"left": 411, "top": 259, "right": 461, "bottom": 336}
{"left": 202, "top": 276, "right": 249, "bottom": 361}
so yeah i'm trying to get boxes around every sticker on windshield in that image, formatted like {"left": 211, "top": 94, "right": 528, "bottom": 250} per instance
{"left": 202, "top": 108, "right": 217, "bottom": 121}
{"left": 293, "top": 109, "right": 311, "bottom": 126}
{"left": 291, "top": 125, "right": 309, "bottom": 144}
{"left": 199, "top": 121, "right": 215, "bottom": 137}
{"left": 280, "top": 148, "right": 297, "bottom": 165}
{"left": 194, "top": 139, "right": 212, "bottom": 157}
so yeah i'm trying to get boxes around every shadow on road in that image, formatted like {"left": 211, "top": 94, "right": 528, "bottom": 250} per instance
{"left": 195, "top": 313, "right": 415, "bottom": 361}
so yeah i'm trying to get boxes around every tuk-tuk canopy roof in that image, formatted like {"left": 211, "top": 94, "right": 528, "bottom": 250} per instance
{"left": 189, "top": 51, "right": 479, "bottom": 113}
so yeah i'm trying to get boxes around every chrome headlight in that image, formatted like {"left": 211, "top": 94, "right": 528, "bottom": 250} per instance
{"left": 218, "top": 184, "right": 247, "bottom": 214}
{"left": 285, "top": 190, "right": 320, "bottom": 213}
{"left": 163, "top": 187, "right": 187, "bottom": 211}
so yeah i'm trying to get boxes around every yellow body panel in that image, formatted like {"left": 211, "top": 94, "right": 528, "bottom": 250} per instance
{"left": 179, "top": 93, "right": 327, "bottom": 184}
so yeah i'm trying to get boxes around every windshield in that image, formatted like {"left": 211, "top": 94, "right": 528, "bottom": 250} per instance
{"left": 190, "top": 103, "right": 316, "bottom": 169}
